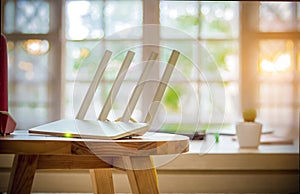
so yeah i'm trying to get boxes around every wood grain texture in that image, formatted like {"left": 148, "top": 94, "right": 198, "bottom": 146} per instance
{"left": 72, "top": 133, "right": 189, "bottom": 156}
{"left": 122, "top": 156, "right": 139, "bottom": 193}
{"left": 0, "top": 131, "right": 189, "bottom": 156}
{"left": 7, "top": 154, "right": 38, "bottom": 194}
{"left": 0, "top": 140, "right": 71, "bottom": 154}
{"left": 37, "top": 155, "right": 112, "bottom": 169}
{"left": 90, "top": 168, "right": 115, "bottom": 194}
{"left": 125, "top": 156, "right": 159, "bottom": 194}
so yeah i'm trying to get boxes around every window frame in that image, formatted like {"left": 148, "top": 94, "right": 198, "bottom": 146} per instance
{"left": 1, "top": 1, "right": 299, "bottom": 134}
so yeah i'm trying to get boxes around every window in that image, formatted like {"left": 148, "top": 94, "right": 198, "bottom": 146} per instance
{"left": 241, "top": 2, "right": 300, "bottom": 134}
{"left": 257, "top": 2, "right": 300, "bottom": 132}
{"left": 159, "top": 1, "right": 240, "bottom": 132}
{"left": 2, "top": 0, "right": 61, "bottom": 129}
{"left": 2, "top": 1, "right": 299, "bottom": 137}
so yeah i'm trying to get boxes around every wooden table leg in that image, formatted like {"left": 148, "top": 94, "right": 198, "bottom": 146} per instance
{"left": 7, "top": 154, "right": 39, "bottom": 194}
{"left": 124, "top": 156, "right": 159, "bottom": 194}
{"left": 90, "top": 168, "right": 114, "bottom": 194}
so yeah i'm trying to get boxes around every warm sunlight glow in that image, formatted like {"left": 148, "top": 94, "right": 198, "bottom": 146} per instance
{"left": 23, "top": 39, "right": 49, "bottom": 55}
{"left": 260, "top": 53, "right": 291, "bottom": 73}
{"left": 260, "top": 59, "right": 274, "bottom": 72}
{"left": 275, "top": 54, "right": 291, "bottom": 71}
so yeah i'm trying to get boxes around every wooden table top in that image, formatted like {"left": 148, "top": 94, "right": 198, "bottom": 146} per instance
{"left": 0, "top": 130, "right": 189, "bottom": 156}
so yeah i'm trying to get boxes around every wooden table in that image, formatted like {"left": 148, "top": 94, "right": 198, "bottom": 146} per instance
{"left": 0, "top": 130, "right": 189, "bottom": 194}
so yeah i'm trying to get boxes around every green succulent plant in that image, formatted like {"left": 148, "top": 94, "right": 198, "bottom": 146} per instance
{"left": 242, "top": 108, "right": 257, "bottom": 122}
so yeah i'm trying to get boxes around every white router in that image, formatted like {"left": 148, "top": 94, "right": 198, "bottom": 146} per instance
{"left": 29, "top": 50, "right": 180, "bottom": 139}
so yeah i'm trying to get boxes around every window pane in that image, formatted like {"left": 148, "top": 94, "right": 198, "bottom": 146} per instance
{"left": 66, "top": 81, "right": 112, "bottom": 119}
{"left": 223, "top": 82, "right": 240, "bottom": 123}
{"left": 12, "top": 41, "right": 49, "bottom": 82}
{"left": 10, "top": 0, "right": 50, "bottom": 34}
{"left": 200, "top": 41, "right": 239, "bottom": 81}
{"left": 259, "top": 40, "right": 294, "bottom": 78}
{"left": 7, "top": 40, "right": 50, "bottom": 129}
{"left": 150, "top": 82, "right": 200, "bottom": 132}
{"left": 160, "top": 1, "right": 199, "bottom": 38}
{"left": 65, "top": 41, "right": 143, "bottom": 118}
{"left": 259, "top": 83, "right": 293, "bottom": 105}
{"left": 260, "top": 2, "right": 296, "bottom": 32}
{"left": 105, "top": 41, "right": 142, "bottom": 80}
{"left": 199, "top": 83, "right": 226, "bottom": 123}
{"left": 66, "top": 81, "right": 138, "bottom": 121}
{"left": 4, "top": 0, "right": 15, "bottom": 33}
{"left": 160, "top": 1, "right": 239, "bottom": 39}
{"left": 65, "top": 82, "right": 84, "bottom": 118}
{"left": 66, "top": 41, "right": 144, "bottom": 82}
{"left": 104, "top": 1, "right": 142, "bottom": 38}
{"left": 259, "top": 106, "right": 294, "bottom": 129}
{"left": 200, "top": 1, "right": 239, "bottom": 38}
{"left": 65, "top": 41, "right": 100, "bottom": 81}
{"left": 108, "top": 82, "right": 137, "bottom": 121}
{"left": 162, "top": 82, "right": 199, "bottom": 119}
{"left": 66, "top": 0, "right": 104, "bottom": 40}
{"left": 160, "top": 41, "right": 199, "bottom": 80}
{"left": 200, "top": 82, "right": 240, "bottom": 124}
{"left": 11, "top": 106, "right": 48, "bottom": 129}
{"left": 14, "top": 84, "right": 48, "bottom": 104}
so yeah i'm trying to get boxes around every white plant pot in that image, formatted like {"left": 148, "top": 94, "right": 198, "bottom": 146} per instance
{"left": 236, "top": 122, "right": 262, "bottom": 148}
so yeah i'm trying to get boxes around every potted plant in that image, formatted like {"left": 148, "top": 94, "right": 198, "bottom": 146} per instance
{"left": 236, "top": 109, "right": 262, "bottom": 148}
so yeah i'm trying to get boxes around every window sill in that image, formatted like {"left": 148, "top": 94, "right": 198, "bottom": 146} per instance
{"left": 153, "top": 134, "right": 299, "bottom": 171}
